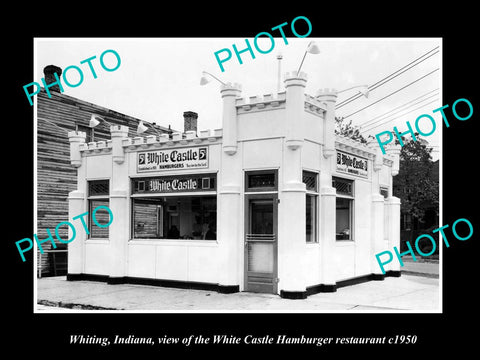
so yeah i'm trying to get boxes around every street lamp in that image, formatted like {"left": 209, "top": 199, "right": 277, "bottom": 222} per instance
{"left": 89, "top": 114, "right": 113, "bottom": 141}
{"left": 336, "top": 85, "right": 370, "bottom": 98}
{"left": 296, "top": 41, "right": 321, "bottom": 75}
{"left": 200, "top": 71, "right": 226, "bottom": 86}
{"left": 137, "top": 120, "right": 162, "bottom": 137}
{"left": 89, "top": 114, "right": 112, "bottom": 128}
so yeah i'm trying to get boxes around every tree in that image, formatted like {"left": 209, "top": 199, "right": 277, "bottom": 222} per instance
{"left": 393, "top": 135, "right": 439, "bottom": 223}
{"left": 335, "top": 116, "right": 373, "bottom": 144}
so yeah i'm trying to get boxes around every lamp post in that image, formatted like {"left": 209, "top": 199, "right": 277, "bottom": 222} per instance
{"left": 277, "top": 52, "right": 283, "bottom": 93}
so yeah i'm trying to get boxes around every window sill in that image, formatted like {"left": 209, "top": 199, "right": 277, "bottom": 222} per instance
{"left": 86, "top": 239, "right": 110, "bottom": 244}
{"left": 128, "top": 239, "right": 219, "bottom": 246}
{"left": 335, "top": 240, "right": 355, "bottom": 246}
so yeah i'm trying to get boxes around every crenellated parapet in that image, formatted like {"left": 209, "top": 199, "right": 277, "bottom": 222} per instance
{"left": 235, "top": 91, "right": 326, "bottom": 117}
{"left": 236, "top": 92, "right": 286, "bottom": 113}
{"left": 79, "top": 140, "right": 113, "bottom": 154}
{"left": 284, "top": 70, "right": 308, "bottom": 83}
{"left": 316, "top": 88, "right": 338, "bottom": 103}
{"left": 122, "top": 129, "right": 222, "bottom": 152}
{"left": 76, "top": 129, "right": 222, "bottom": 159}
{"left": 304, "top": 94, "right": 327, "bottom": 116}
{"left": 68, "top": 131, "right": 87, "bottom": 167}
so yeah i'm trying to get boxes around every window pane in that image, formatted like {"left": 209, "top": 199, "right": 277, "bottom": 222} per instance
{"left": 247, "top": 172, "right": 276, "bottom": 189}
{"left": 132, "top": 196, "right": 216, "bottom": 240}
{"left": 303, "top": 171, "right": 317, "bottom": 192}
{"left": 336, "top": 197, "right": 352, "bottom": 240}
{"left": 250, "top": 201, "right": 273, "bottom": 234}
{"left": 77, "top": 125, "right": 93, "bottom": 143}
{"left": 89, "top": 199, "right": 110, "bottom": 238}
{"left": 332, "top": 177, "right": 353, "bottom": 196}
{"left": 380, "top": 187, "right": 389, "bottom": 198}
{"left": 89, "top": 180, "right": 109, "bottom": 196}
{"left": 306, "top": 194, "right": 317, "bottom": 242}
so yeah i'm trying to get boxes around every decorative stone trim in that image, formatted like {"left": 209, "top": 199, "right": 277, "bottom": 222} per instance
{"left": 335, "top": 134, "right": 376, "bottom": 160}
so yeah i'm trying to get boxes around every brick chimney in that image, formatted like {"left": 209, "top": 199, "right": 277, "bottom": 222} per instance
{"left": 183, "top": 111, "right": 198, "bottom": 133}
{"left": 43, "top": 65, "right": 63, "bottom": 92}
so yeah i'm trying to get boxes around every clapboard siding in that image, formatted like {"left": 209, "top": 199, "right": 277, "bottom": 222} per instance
{"left": 36, "top": 89, "right": 171, "bottom": 276}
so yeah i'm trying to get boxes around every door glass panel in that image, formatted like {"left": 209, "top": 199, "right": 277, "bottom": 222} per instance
{"left": 248, "top": 242, "right": 273, "bottom": 272}
{"left": 247, "top": 200, "right": 274, "bottom": 274}
{"left": 251, "top": 201, "right": 273, "bottom": 234}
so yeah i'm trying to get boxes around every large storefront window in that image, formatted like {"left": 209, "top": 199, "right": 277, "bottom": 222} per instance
{"left": 132, "top": 196, "right": 216, "bottom": 240}
{"left": 303, "top": 171, "right": 318, "bottom": 243}
{"left": 131, "top": 174, "right": 217, "bottom": 240}
{"left": 87, "top": 180, "right": 110, "bottom": 239}
{"left": 333, "top": 177, "right": 354, "bottom": 241}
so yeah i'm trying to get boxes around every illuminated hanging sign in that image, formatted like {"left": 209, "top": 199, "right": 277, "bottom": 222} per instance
{"left": 138, "top": 147, "right": 208, "bottom": 172}
{"left": 336, "top": 150, "right": 368, "bottom": 178}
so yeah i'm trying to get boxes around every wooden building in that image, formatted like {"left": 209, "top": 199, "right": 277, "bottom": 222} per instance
{"left": 36, "top": 65, "right": 173, "bottom": 276}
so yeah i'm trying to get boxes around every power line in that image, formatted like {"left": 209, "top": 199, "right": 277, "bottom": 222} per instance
{"left": 366, "top": 48, "right": 439, "bottom": 89}
{"left": 335, "top": 46, "right": 439, "bottom": 109}
{"left": 336, "top": 46, "right": 439, "bottom": 108}
{"left": 359, "top": 89, "right": 439, "bottom": 131}
{"left": 359, "top": 88, "right": 439, "bottom": 128}
{"left": 359, "top": 97, "right": 440, "bottom": 134}
{"left": 360, "top": 98, "right": 439, "bottom": 133}
{"left": 342, "top": 68, "right": 439, "bottom": 120}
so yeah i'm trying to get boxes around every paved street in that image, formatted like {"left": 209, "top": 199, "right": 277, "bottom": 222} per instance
{"left": 36, "top": 270, "right": 439, "bottom": 312}
{"left": 402, "top": 256, "right": 439, "bottom": 278}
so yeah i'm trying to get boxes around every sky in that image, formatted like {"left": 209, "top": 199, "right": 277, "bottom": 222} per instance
{"left": 35, "top": 37, "right": 442, "bottom": 160}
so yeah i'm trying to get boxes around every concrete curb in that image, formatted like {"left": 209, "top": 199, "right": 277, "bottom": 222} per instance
{"left": 401, "top": 270, "right": 439, "bottom": 279}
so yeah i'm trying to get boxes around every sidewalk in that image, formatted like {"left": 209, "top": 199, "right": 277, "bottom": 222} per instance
{"left": 36, "top": 273, "right": 439, "bottom": 312}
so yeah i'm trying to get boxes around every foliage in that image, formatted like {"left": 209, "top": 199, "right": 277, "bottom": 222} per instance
{"left": 334, "top": 117, "right": 373, "bottom": 144}
{"left": 334, "top": 117, "right": 438, "bottom": 223}
{"left": 393, "top": 135, "right": 439, "bottom": 222}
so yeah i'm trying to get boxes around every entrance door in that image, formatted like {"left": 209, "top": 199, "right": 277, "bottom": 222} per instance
{"left": 244, "top": 194, "right": 278, "bottom": 294}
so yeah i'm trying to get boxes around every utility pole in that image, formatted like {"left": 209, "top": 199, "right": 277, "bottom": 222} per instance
{"left": 276, "top": 52, "right": 283, "bottom": 93}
